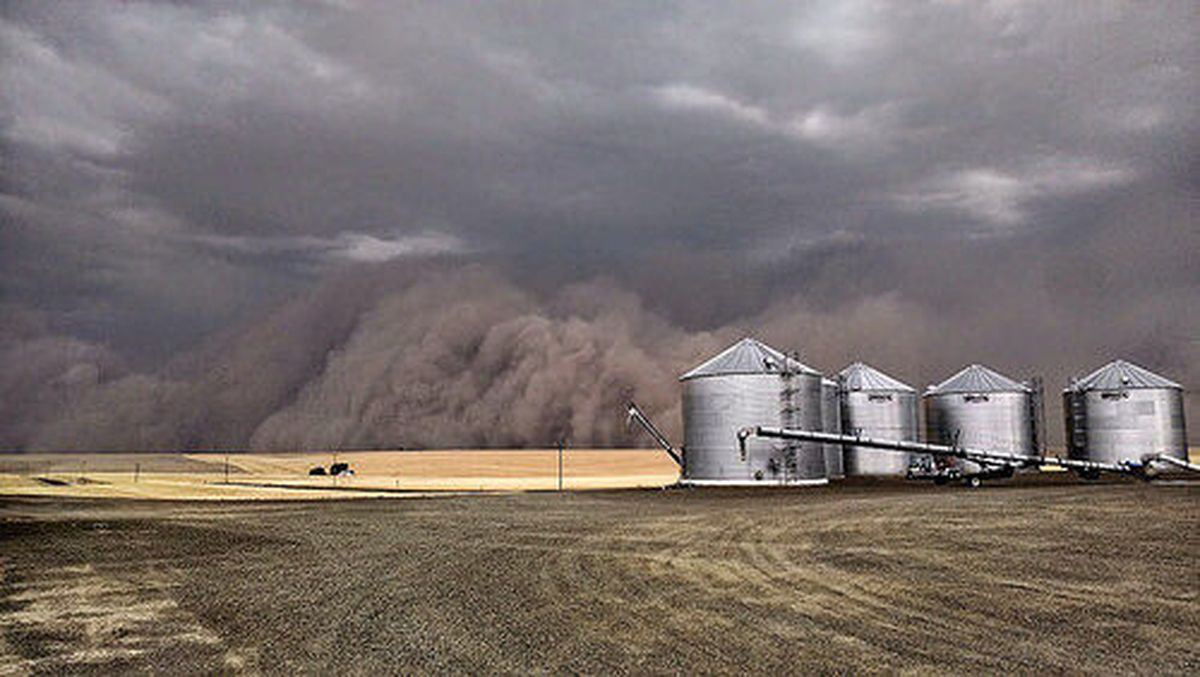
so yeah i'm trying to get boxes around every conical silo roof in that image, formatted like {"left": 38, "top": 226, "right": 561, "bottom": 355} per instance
{"left": 927, "top": 364, "right": 1030, "bottom": 394}
{"left": 838, "top": 362, "right": 915, "bottom": 393}
{"left": 679, "top": 338, "right": 819, "bottom": 381}
{"left": 1068, "top": 359, "right": 1182, "bottom": 391}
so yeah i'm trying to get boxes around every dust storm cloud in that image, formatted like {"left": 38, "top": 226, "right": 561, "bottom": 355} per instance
{"left": 10, "top": 236, "right": 1198, "bottom": 451}
{"left": 1, "top": 2, "right": 1196, "bottom": 449}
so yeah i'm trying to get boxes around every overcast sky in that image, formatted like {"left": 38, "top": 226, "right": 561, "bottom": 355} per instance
{"left": 2, "top": 1, "right": 1197, "bottom": 360}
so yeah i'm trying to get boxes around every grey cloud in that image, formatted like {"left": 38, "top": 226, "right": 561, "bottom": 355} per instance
{"left": 893, "top": 156, "right": 1137, "bottom": 230}
{"left": 1, "top": 1, "right": 1197, "bottom": 448}
{"left": 188, "top": 231, "right": 466, "bottom": 263}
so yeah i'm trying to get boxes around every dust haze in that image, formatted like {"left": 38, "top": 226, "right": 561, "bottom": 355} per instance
{"left": 1, "top": 2, "right": 1197, "bottom": 450}
{"left": 5, "top": 212, "right": 1197, "bottom": 451}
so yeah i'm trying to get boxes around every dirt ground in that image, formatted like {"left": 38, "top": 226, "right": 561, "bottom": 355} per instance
{"left": 1, "top": 478, "right": 1197, "bottom": 674}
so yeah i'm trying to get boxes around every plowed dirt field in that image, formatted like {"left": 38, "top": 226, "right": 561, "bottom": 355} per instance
{"left": 2, "top": 479, "right": 1197, "bottom": 673}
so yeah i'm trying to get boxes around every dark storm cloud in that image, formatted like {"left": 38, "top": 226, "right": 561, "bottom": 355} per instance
{"left": 1, "top": 1, "right": 1197, "bottom": 449}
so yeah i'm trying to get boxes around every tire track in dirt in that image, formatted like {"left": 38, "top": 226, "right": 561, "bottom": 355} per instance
{"left": 1, "top": 483, "right": 1196, "bottom": 673}
{"left": 0, "top": 561, "right": 249, "bottom": 674}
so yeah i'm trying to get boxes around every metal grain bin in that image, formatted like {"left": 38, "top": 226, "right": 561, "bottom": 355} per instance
{"left": 838, "top": 362, "right": 919, "bottom": 476}
{"left": 680, "top": 338, "right": 826, "bottom": 485}
{"left": 1064, "top": 359, "right": 1187, "bottom": 464}
{"left": 924, "top": 364, "right": 1035, "bottom": 475}
{"left": 821, "top": 379, "right": 844, "bottom": 478}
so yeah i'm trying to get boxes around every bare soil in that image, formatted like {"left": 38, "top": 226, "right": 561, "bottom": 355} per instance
{"left": 1, "top": 478, "right": 1197, "bottom": 674}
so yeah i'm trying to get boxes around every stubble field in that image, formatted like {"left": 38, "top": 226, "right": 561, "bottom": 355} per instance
{"left": 0, "top": 450, "right": 679, "bottom": 499}
{"left": 1, "top": 478, "right": 1197, "bottom": 674}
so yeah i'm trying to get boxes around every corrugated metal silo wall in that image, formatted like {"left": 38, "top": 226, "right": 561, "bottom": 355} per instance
{"left": 683, "top": 373, "right": 826, "bottom": 483}
{"left": 923, "top": 391, "right": 1034, "bottom": 474}
{"left": 842, "top": 390, "right": 919, "bottom": 476}
{"left": 1065, "top": 388, "right": 1187, "bottom": 464}
{"left": 821, "top": 381, "right": 844, "bottom": 478}
{"left": 1063, "top": 390, "right": 1085, "bottom": 458}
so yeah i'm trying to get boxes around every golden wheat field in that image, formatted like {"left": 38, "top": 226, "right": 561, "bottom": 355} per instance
{"left": 0, "top": 449, "right": 680, "bottom": 500}
{"left": 0, "top": 448, "right": 1195, "bottom": 501}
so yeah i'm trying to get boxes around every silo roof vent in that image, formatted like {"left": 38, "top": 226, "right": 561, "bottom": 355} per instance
{"left": 1068, "top": 359, "right": 1181, "bottom": 391}
{"left": 838, "top": 362, "right": 916, "bottom": 393}
{"left": 679, "top": 337, "right": 819, "bottom": 381}
{"left": 927, "top": 364, "right": 1031, "bottom": 394}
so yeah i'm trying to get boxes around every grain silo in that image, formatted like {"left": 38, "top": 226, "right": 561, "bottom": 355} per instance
{"left": 821, "top": 378, "right": 844, "bottom": 478}
{"left": 1064, "top": 359, "right": 1187, "bottom": 465}
{"left": 680, "top": 338, "right": 826, "bottom": 485}
{"left": 839, "top": 362, "right": 920, "bottom": 476}
{"left": 924, "top": 364, "right": 1035, "bottom": 475}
